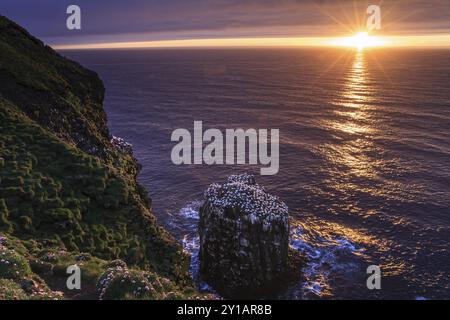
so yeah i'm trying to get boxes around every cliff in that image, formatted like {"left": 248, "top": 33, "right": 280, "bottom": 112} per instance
{"left": 0, "top": 15, "right": 198, "bottom": 299}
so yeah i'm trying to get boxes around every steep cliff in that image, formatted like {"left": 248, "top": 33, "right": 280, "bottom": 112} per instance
{"left": 0, "top": 15, "right": 196, "bottom": 299}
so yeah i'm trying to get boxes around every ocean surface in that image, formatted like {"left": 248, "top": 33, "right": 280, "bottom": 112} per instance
{"left": 62, "top": 48, "right": 450, "bottom": 299}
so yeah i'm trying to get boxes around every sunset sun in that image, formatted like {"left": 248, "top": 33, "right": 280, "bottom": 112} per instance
{"left": 330, "top": 32, "right": 387, "bottom": 50}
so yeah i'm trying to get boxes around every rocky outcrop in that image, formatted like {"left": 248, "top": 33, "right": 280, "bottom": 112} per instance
{"left": 199, "top": 174, "right": 290, "bottom": 299}
{"left": 111, "top": 136, "right": 134, "bottom": 156}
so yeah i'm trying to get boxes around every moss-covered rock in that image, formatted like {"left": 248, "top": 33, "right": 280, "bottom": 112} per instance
{"left": 0, "top": 246, "right": 32, "bottom": 280}
{"left": 0, "top": 279, "right": 29, "bottom": 300}
{"left": 96, "top": 261, "right": 189, "bottom": 300}
{"left": 0, "top": 237, "right": 64, "bottom": 300}
{"left": 0, "top": 199, "right": 13, "bottom": 233}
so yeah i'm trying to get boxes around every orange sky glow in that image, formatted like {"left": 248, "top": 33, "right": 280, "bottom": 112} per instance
{"left": 53, "top": 33, "right": 450, "bottom": 50}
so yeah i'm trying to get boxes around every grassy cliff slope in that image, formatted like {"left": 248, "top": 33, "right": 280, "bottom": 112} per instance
{"left": 0, "top": 15, "right": 196, "bottom": 300}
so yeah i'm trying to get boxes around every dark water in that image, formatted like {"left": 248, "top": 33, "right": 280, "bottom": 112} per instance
{"left": 62, "top": 48, "right": 450, "bottom": 299}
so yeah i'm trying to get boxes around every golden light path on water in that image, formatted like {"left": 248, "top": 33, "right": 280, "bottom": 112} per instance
{"left": 335, "top": 51, "right": 409, "bottom": 278}
{"left": 296, "top": 50, "right": 409, "bottom": 297}
{"left": 327, "top": 50, "right": 380, "bottom": 182}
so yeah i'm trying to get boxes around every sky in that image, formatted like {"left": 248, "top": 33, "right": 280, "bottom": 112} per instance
{"left": 1, "top": 0, "right": 450, "bottom": 49}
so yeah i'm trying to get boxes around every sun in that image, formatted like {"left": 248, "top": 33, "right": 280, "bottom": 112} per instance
{"left": 330, "top": 32, "right": 387, "bottom": 50}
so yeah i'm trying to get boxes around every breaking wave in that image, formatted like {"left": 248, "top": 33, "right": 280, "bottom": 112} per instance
{"left": 288, "top": 222, "right": 367, "bottom": 299}
{"left": 174, "top": 201, "right": 367, "bottom": 299}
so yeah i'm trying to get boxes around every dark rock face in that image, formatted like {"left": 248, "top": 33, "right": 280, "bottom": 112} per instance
{"left": 0, "top": 16, "right": 108, "bottom": 160}
{"left": 199, "top": 174, "right": 290, "bottom": 299}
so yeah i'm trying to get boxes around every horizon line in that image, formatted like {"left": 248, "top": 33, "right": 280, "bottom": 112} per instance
{"left": 52, "top": 35, "right": 450, "bottom": 50}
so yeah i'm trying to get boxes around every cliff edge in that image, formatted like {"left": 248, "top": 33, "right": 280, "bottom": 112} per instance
{"left": 0, "top": 15, "right": 197, "bottom": 299}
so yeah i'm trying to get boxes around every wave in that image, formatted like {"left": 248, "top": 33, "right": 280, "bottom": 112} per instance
{"left": 175, "top": 201, "right": 367, "bottom": 299}
{"left": 289, "top": 223, "right": 366, "bottom": 299}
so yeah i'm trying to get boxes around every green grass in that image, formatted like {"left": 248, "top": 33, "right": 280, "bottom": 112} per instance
{"left": 0, "top": 234, "right": 204, "bottom": 300}
{"left": 96, "top": 260, "right": 190, "bottom": 300}
{"left": 0, "top": 279, "right": 29, "bottom": 300}
{"left": 0, "top": 246, "right": 32, "bottom": 280}
{"left": 0, "top": 15, "right": 197, "bottom": 300}
{"left": 0, "top": 100, "right": 190, "bottom": 282}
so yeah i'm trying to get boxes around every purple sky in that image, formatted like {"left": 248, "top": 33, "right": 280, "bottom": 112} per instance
{"left": 1, "top": 0, "right": 450, "bottom": 46}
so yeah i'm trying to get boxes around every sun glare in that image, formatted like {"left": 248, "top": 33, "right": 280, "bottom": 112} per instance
{"left": 330, "top": 32, "right": 387, "bottom": 50}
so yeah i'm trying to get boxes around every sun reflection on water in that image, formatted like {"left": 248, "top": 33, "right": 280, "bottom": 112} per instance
{"left": 298, "top": 51, "right": 410, "bottom": 298}
{"left": 338, "top": 51, "right": 375, "bottom": 110}
{"left": 323, "top": 51, "right": 381, "bottom": 177}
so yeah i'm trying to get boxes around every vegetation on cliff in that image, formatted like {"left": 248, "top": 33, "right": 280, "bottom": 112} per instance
{"left": 0, "top": 15, "right": 199, "bottom": 299}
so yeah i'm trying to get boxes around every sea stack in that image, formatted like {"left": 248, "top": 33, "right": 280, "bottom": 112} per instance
{"left": 199, "top": 174, "right": 290, "bottom": 299}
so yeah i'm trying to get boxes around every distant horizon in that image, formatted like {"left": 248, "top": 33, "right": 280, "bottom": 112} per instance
{"left": 52, "top": 34, "right": 450, "bottom": 50}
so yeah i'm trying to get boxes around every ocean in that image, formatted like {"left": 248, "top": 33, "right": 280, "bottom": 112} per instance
{"left": 62, "top": 48, "right": 450, "bottom": 299}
